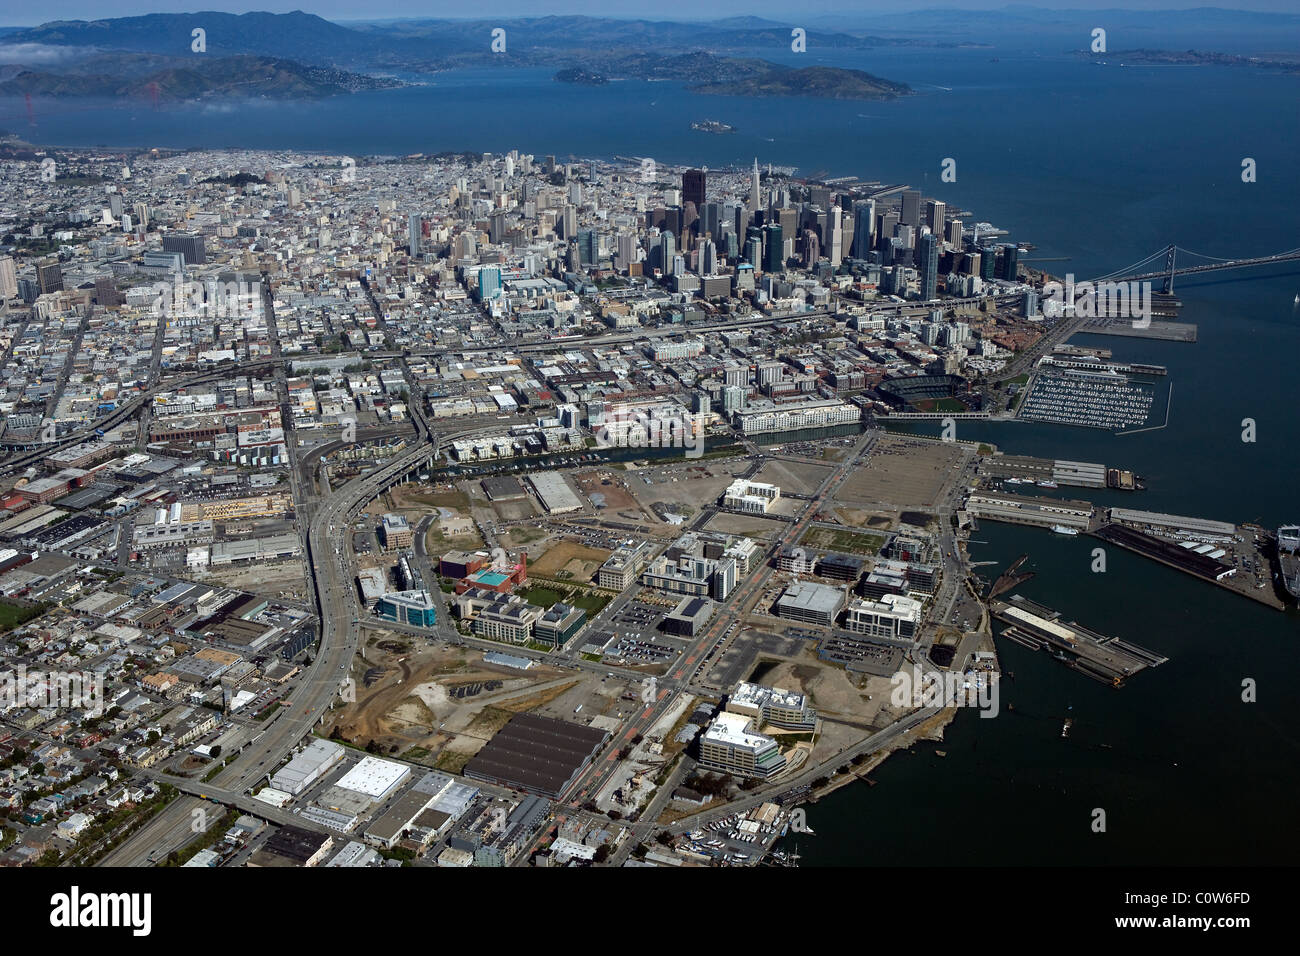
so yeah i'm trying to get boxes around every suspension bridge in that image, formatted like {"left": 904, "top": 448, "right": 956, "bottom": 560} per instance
{"left": 1090, "top": 244, "right": 1300, "bottom": 293}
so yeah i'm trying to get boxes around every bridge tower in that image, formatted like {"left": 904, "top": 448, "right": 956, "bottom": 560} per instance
{"left": 1162, "top": 244, "right": 1177, "bottom": 295}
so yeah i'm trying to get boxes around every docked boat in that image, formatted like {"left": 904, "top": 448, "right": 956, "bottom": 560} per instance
{"left": 1062, "top": 718, "right": 1073, "bottom": 738}
{"left": 1037, "top": 480, "right": 1059, "bottom": 488}
{"left": 1051, "top": 525, "right": 1080, "bottom": 535}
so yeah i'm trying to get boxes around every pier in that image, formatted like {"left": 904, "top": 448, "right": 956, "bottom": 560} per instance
{"left": 991, "top": 595, "right": 1169, "bottom": 686}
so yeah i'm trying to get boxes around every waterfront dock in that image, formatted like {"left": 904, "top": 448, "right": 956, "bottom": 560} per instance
{"left": 1076, "top": 318, "right": 1198, "bottom": 342}
{"left": 991, "top": 595, "right": 1169, "bottom": 685}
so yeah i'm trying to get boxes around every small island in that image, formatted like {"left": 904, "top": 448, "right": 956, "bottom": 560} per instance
{"left": 555, "top": 67, "right": 609, "bottom": 86}
{"left": 689, "top": 65, "right": 911, "bottom": 100}
{"left": 691, "top": 119, "right": 736, "bottom": 134}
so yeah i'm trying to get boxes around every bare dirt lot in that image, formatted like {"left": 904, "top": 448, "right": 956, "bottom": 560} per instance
{"left": 752, "top": 458, "right": 834, "bottom": 496}
{"left": 702, "top": 511, "right": 788, "bottom": 540}
{"left": 835, "top": 435, "right": 968, "bottom": 509}
{"left": 529, "top": 539, "right": 613, "bottom": 583}
{"left": 328, "top": 631, "right": 590, "bottom": 771}
{"left": 196, "top": 559, "right": 308, "bottom": 602}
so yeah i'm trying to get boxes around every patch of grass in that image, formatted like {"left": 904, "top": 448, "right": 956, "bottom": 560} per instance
{"left": 0, "top": 601, "right": 48, "bottom": 632}
{"left": 522, "top": 585, "right": 565, "bottom": 608}
{"left": 799, "top": 527, "right": 885, "bottom": 557}
{"left": 434, "top": 749, "right": 473, "bottom": 774}
{"left": 569, "top": 591, "right": 609, "bottom": 614}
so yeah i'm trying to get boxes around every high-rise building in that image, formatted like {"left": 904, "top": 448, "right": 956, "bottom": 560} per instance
{"left": 749, "top": 158, "right": 761, "bottom": 222}
{"left": 615, "top": 233, "right": 638, "bottom": 270}
{"left": 802, "top": 228, "right": 820, "bottom": 268}
{"left": 980, "top": 247, "right": 998, "bottom": 281}
{"left": 700, "top": 238, "right": 718, "bottom": 275}
{"left": 925, "top": 200, "right": 946, "bottom": 238}
{"left": 1001, "top": 244, "right": 1021, "bottom": 281}
{"left": 852, "top": 201, "right": 875, "bottom": 259}
{"left": 900, "top": 190, "right": 921, "bottom": 227}
{"left": 407, "top": 214, "right": 421, "bottom": 254}
{"left": 577, "top": 229, "right": 598, "bottom": 266}
{"left": 0, "top": 256, "right": 16, "bottom": 300}
{"left": 561, "top": 205, "right": 577, "bottom": 239}
{"left": 701, "top": 202, "right": 721, "bottom": 244}
{"left": 918, "top": 233, "right": 940, "bottom": 301}
{"left": 162, "top": 233, "right": 206, "bottom": 266}
{"left": 825, "top": 207, "right": 844, "bottom": 266}
{"left": 93, "top": 276, "right": 123, "bottom": 307}
{"left": 762, "top": 223, "right": 784, "bottom": 273}
{"left": 682, "top": 168, "right": 706, "bottom": 210}
{"left": 37, "top": 258, "right": 63, "bottom": 295}
{"left": 478, "top": 266, "right": 502, "bottom": 301}
{"left": 659, "top": 232, "right": 676, "bottom": 274}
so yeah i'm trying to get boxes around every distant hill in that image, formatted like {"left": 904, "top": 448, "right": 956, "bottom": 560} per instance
{"left": 0, "top": 11, "right": 917, "bottom": 100}
{"left": 0, "top": 54, "right": 403, "bottom": 99}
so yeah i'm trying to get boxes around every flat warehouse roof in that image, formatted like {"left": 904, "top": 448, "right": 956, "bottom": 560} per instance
{"left": 465, "top": 712, "right": 608, "bottom": 798}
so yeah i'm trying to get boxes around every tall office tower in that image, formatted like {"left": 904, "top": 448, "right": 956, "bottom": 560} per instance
{"left": 762, "top": 223, "right": 784, "bottom": 273}
{"left": 701, "top": 202, "right": 721, "bottom": 244}
{"left": 407, "top": 214, "right": 422, "bottom": 254}
{"left": 478, "top": 266, "right": 502, "bottom": 301}
{"left": 900, "top": 189, "right": 921, "bottom": 227}
{"left": 1001, "top": 244, "right": 1021, "bottom": 280}
{"left": 749, "top": 158, "right": 762, "bottom": 222}
{"left": 852, "top": 200, "right": 876, "bottom": 259}
{"left": 37, "top": 258, "right": 63, "bottom": 295}
{"left": 664, "top": 207, "right": 682, "bottom": 239}
{"left": 0, "top": 256, "right": 16, "bottom": 299}
{"left": 672, "top": 254, "right": 685, "bottom": 277}
{"left": 682, "top": 201, "right": 699, "bottom": 237}
{"left": 567, "top": 242, "right": 581, "bottom": 272}
{"left": 963, "top": 251, "right": 982, "bottom": 276}
{"left": 745, "top": 235, "right": 763, "bottom": 269}
{"left": 569, "top": 182, "right": 583, "bottom": 204}
{"left": 721, "top": 227, "right": 738, "bottom": 261}
{"left": 683, "top": 168, "right": 706, "bottom": 209}
{"left": 925, "top": 200, "right": 946, "bottom": 238}
{"left": 896, "top": 224, "right": 915, "bottom": 252}
{"left": 731, "top": 202, "right": 747, "bottom": 237}
{"left": 918, "top": 233, "right": 940, "bottom": 301}
{"left": 772, "top": 206, "right": 793, "bottom": 236}
{"left": 162, "top": 233, "right": 207, "bottom": 266}
{"left": 616, "top": 233, "right": 637, "bottom": 270}
{"left": 489, "top": 212, "right": 505, "bottom": 244}
{"left": 562, "top": 204, "right": 577, "bottom": 239}
{"left": 825, "top": 207, "right": 844, "bottom": 266}
{"left": 879, "top": 211, "right": 900, "bottom": 249}
{"left": 802, "top": 229, "right": 820, "bottom": 268}
{"left": 577, "top": 229, "right": 598, "bottom": 266}
{"left": 980, "top": 247, "right": 998, "bottom": 281}
{"left": 700, "top": 238, "right": 718, "bottom": 275}
{"left": 109, "top": 193, "right": 124, "bottom": 218}
{"left": 947, "top": 218, "right": 963, "bottom": 248}
{"left": 809, "top": 186, "right": 832, "bottom": 209}
{"left": 504, "top": 155, "right": 514, "bottom": 178}
{"left": 94, "top": 276, "right": 124, "bottom": 307}
{"left": 545, "top": 155, "right": 556, "bottom": 174}
{"left": 132, "top": 202, "right": 150, "bottom": 226}
{"left": 659, "top": 232, "right": 677, "bottom": 274}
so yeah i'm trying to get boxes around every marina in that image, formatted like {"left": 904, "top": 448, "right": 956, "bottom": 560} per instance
{"left": 1017, "top": 369, "right": 1157, "bottom": 430}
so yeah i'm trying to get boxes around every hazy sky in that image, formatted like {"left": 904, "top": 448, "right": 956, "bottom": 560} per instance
{"left": 3, "top": 2, "right": 1297, "bottom": 28}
